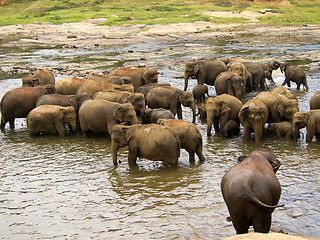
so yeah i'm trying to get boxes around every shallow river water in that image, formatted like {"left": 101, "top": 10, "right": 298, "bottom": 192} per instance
{"left": 0, "top": 36, "right": 319, "bottom": 240}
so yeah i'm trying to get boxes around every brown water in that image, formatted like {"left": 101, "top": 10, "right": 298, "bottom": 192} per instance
{"left": 0, "top": 39, "right": 320, "bottom": 239}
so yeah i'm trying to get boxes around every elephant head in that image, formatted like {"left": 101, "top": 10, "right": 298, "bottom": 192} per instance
{"left": 113, "top": 103, "right": 138, "bottom": 126}
{"left": 292, "top": 111, "right": 308, "bottom": 141}
{"left": 226, "top": 73, "right": 246, "bottom": 100}
{"left": 174, "top": 89, "right": 196, "bottom": 123}
{"left": 206, "top": 98, "right": 231, "bottom": 135}
{"left": 67, "top": 93, "right": 91, "bottom": 111}
{"left": 276, "top": 99, "right": 299, "bottom": 122}
{"left": 126, "top": 93, "right": 145, "bottom": 116}
{"left": 42, "top": 84, "right": 56, "bottom": 95}
{"left": 59, "top": 106, "right": 77, "bottom": 131}
{"left": 22, "top": 77, "right": 40, "bottom": 87}
{"left": 280, "top": 62, "right": 290, "bottom": 73}
{"left": 184, "top": 61, "right": 200, "bottom": 91}
{"left": 111, "top": 125, "right": 131, "bottom": 165}
{"left": 143, "top": 68, "right": 158, "bottom": 85}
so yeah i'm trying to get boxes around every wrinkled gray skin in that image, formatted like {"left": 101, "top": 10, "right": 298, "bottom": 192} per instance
{"left": 192, "top": 84, "right": 209, "bottom": 102}
{"left": 111, "top": 124, "right": 180, "bottom": 167}
{"left": 214, "top": 71, "right": 246, "bottom": 100}
{"left": 259, "top": 61, "right": 280, "bottom": 85}
{"left": 136, "top": 82, "right": 171, "bottom": 97}
{"left": 78, "top": 99, "right": 138, "bottom": 137}
{"left": 221, "top": 149, "right": 282, "bottom": 234}
{"left": 220, "top": 120, "right": 240, "bottom": 138}
{"left": 280, "top": 62, "right": 309, "bottom": 90}
{"left": 88, "top": 74, "right": 133, "bottom": 85}
{"left": 228, "top": 61, "right": 253, "bottom": 91}
{"left": 184, "top": 59, "right": 228, "bottom": 91}
{"left": 243, "top": 62, "right": 267, "bottom": 91}
{"left": 22, "top": 70, "right": 55, "bottom": 87}
{"left": 157, "top": 118, "right": 205, "bottom": 164}
{"left": 27, "top": 105, "right": 77, "bottom": 137}
{"left": 36, "top": 93, "right": 91, "bottom": 111}
{"left": 310, "top": 91, "right": 320, "bottom": 110}
{"left": 292, "top": 110, "right": 320, "bottom": 142}
{"left": 146, "top": 86, "right": 196, "bottom": 123}
{"left": 1, "top": 85, "right": 55, "bottom": 130}
{"left": 142, "top": 108, "right": 175, "bottom": 124}
{"left": 267, "top": 121, "right": 295, "bottom": 139}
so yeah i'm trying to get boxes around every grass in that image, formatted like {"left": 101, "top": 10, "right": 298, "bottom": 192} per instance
{"left": 0, "top": 0, "right": 319, "bottom": 26}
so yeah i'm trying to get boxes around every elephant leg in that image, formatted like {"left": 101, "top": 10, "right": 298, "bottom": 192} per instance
{"left": 187, "top": 150, "right": 195, "bottom": 164}
{"left": 196, "top": 145, "right": 205, "bottom": 163}
{"left": 128, "top": 146, "right": 139, "bottom": 166}
{"left": 244, "top": 125, "right": 250, "bottom": 140}
{"left": 177, "top": 108, "right": 183, "bottom": 119}
{"left": 306, "top": 128, "right": 315, "bottom": 142}
{"left": 315, "top": 132, "right": 320, "bottom": 141}
{"left": 296, "top": 83, "right": 301, "bottom": 90}
{"left": 252, "top": 211, "right": 272, "bottom": 233}
{"left": 230, "top": 214, "right": 249, "bottom": 234}
{"left": 9, "top": 119, "right": 15, "bottom": 129}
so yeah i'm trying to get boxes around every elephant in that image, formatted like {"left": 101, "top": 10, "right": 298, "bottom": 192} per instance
{"left": 239, "top": 99, "right": 269, "bottom": 145}
{"left": 76, "top": 80, "right": 134, "bottom": 98}
{"left": 22, "top": 69, "right": 55, "bottom": 87}
{"left": 192, "top": 84, "right": 209, "bottom": 102}
{"left": 27, "top": 105, "right": 77, "bottom": 137}
{"left": 267, "top": 121, "right": 295, "bottom": 139}
{"left": 88, "top": 74, "right": 133, "bottom": 85}
{"left": 197, "top": 101, "right": 207, "bottom": 122}
{"left": 1, "top": 85, "right": 55, "bottom": 130}
{"left": 260, "top": 61, "right": 281, "bottom": 85}
{"left": 157, "top": 118, "right": 205, "bottom": 164}
{"left": 214, "top": 71, "right": 246, "bottom": 100}
{"left": 142, "top": 108, "right": 175, "bottom": 124}
{"left": 255, "top": 91, "right": 299, "bottom": 123}
{"left": 36, "top": 93, "right": 91, "bottom": 112}
{"left": 228, "top": 61, "right": 253, "bottom": 91}
{"left": 55, "top": 77, "right": 87, "bottom": 95}
{"left": 184, "top": 59, "right": 228, "bottom": 91}
{"left": 280, "top": 62, "right": 309, "bottom": 90}
{"left": 111, "top": 124, "right": 180, "bottom": 167}
{"left": 220, "top": 120, "right": 240, "bottom": 138}
{"left": 136, "top": 82, "right": 171, "bottom": 97}
{"left": 243, "top": 62, "right": 267, "bottom": 91}
{"left": 272, "top": 86, "right": 297, "bottom": 100}
{"left": 292, "top": 110, "right": 320, "bottom": 142}
{"left": 78, "top": 99, "right": 138, "bottom": 137}
{"left": 93, "top": 90, "right": 145, "bottom": 116}
{"left": 310, "top": 91, "right": 320, "bottom": 110}
{"left": 108, "top": 68, "right": 158, "bottom": 91}
{"left": 145, "top": 86, "right": 196, "bottom": 123}
{"left": 221, "top": 149, "right": 282, "bottom": 234}
{"left": 205, "top": 94, "right": 243, "bottom": 136}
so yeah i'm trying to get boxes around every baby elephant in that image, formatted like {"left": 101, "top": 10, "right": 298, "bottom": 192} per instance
{"left": 280, "top": 62, "right": 308, "bottom": 90}
{"left": 267, "top": 121, "right": 295, "bottom": 139}
{"left": 27, "top": 105, "right": 77, "bottom": 137}
{"left": 157, "top": 119, "right": 205, "bottom": 164}
{"left": 111, "top": 124, "right": 180, "bottom": 167}
{"left": 220, "top": 120, "right": 240, "bottom": 138}
{"left": 142, "top": 108, "right": 175, "bottom": 124}
{"left": 192, "top": 84, "right": 209, "bottom": 102}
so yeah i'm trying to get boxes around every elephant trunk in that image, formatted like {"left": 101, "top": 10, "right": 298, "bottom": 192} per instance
{"left": 253, "top": 120, "right": 263, "bottom": 145}
{"left": 292, "top": 124, "right": 300, "bottom": 141}
{"left": 184, "top": 73, "right": 189, "bottom": 91}
{"left": 207, "top": 116, "right": 213, "bottom": 136}
{"left": 111, "top": 139, "right": 119, "bottom": 166}
{"left": 191, "top": 102, "right": 196, "bottom": 124}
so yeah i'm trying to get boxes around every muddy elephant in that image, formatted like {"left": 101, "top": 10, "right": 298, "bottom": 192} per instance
{"left": 78, "top": 99, "right": 138, "bottom": 136}
{"left": 36, "top": 93, "right": 91, "bottom": 111}
{"left": 55, "top": 77, "right": 87, "bottom": 95}
{"left": 310, "top": 91, "right": 320, "bottom": 110}
{"left": 76, "top": 80, "right": 134, "bottom": 98}
{"left": 184, "top": 59, "right": 228, "bottom": 91}
{"left": 292, "top": 110, "right": 320, "bottom": 142}
{"left": 228, "top": 61, "right": 252, "bottom": 91}
{"left": 239, "top": 99, "right": 268, "bottom": 145}
{"left": 280, "top": 62, "right": 309, "bottom": 90}
{"left": 205, "top": 94, "right": 243, "bottom": 136}
{"left": 272, "top": 86, "right": 297, "bottom": 100}
{"left": 255, "top": 91, "right": 299, "bottom": 123}
{"left": 267, "top": 121, "right": 294, "bottom": 139}
{"left": 136, "top": 82, "right": 171, "bottom": 97}
{"left": 243, "top": 62, "right": 267, "bottom": 91}
{"left": 220, "top": 120, "right": 240, "bottom": 138}
{"left": 111, "top": 124, "right": 180, "bottom": 167}
{"left": 142, "top": 108, "right": 175, "bottom": 124}
{"left": 260, "top": 61, "right": 280, "bottom": 84}
{"left": 22, "top": 69, "right": 55, "bottom": 87}
{"left": 88, "top": 74, "right": 133, "bottom": 85}
{"left": 93, "top": 90, "right": 145, "bottom": 116}
{"left": 145, "top": 86, "right": 196, "bottom": 123}
{"left": 27, "top": 105, "right": 77, "bottom": 137}
{"left": 157, "top": 118, "right": 205, "bottom": 164}
{"left": 109, "top": 68, "right": 158, "bottom": 91}
{"left": 214, "top": 71, "right": 246, "bottom": 100}
{"left": 221, "top": 149, "right": 282, "bottom": 234}
{"left": 192, "top": 84, "right": 209, "bottom": 102}
{"left": 1, "top": 85, "right": 55, "bottom": 130}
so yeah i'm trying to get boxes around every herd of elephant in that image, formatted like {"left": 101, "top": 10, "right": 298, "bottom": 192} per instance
{"left": 0, "top": 58, "right": 320, "bottom": 235}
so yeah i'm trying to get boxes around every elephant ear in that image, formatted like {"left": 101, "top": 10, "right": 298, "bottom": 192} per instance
{"left": 194, "top": 63, "right": 200, "bottom": 74}
{"left": 59, "top": 108, "right": 65, "bottom": 120}
{"left": 276, "top": 102, "right": 285, "bottom": 117}
{"left": 173, "top": 89, "right": 182, "bottom": 100}
{"left": 33, "top": 79, "right": 40, "bottom": 86}
{"left": 239, "top": 106, "right": 249, "bottom": 121}
{"left": 113, "top": 106, "right": 125, "bottom": 122}
{"left": 220, "top": 101, "right": 231, "bottom": 115}
{"left": 124, "top": 128, "right": 133, "bottom": 142}
{"left": 67, "top": 96, "right": 78, "bottom": 110}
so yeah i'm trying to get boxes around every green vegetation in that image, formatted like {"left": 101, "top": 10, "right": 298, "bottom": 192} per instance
{"left": 0, "top": 0, "right": 319, "bottom": 26}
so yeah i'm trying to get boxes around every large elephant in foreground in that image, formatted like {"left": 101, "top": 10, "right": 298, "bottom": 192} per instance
{"left": 145, "top": 86, "right": 196, "bottom": 123}
{"left": 221, "top": 149, "right": 282, "bottom": 234}
{"left": 1, "top": 85, "right": 55, "bottom": 130}
{"left": 280, "top": 62, "right": 309, "bottom": 90}
{"left": 157, "top": 119, "right": 205, "bottom": 164}
{"left": 292, "top": 110, "right": 320, "bottom": 142}
{"left": 205, "top": 94, "right": 243, "bottom": 136}
{"left": 78, "top": 99, "right": 138, "bottom": 136}
{"left": 184, "top": 59, "right": 227, "bottom": 91}
{"left": 27, "top": 105, "right": 77, "bottom": 137}
{"left": 22, "top": 69, "right": 55, "bottom": 87}
{"left": 239, "top": 99, "right": 268, "bottom": 145}
{"left": 109, "top": 68, "right": 158, "bottom": 91}
{"left": 214, "top": 71, "right": 246, "bottom": 100}
{"left": 255, "top": 91, "right": 299, "bottom": 123}
{"left": 111, "top": 124, "right": 180, "bottom": 167}
{"left": 310, "top": 91, "right": 320, "bottom": 110}
{"left": 55, "top": 77, "right": 87, "bottom": 95}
